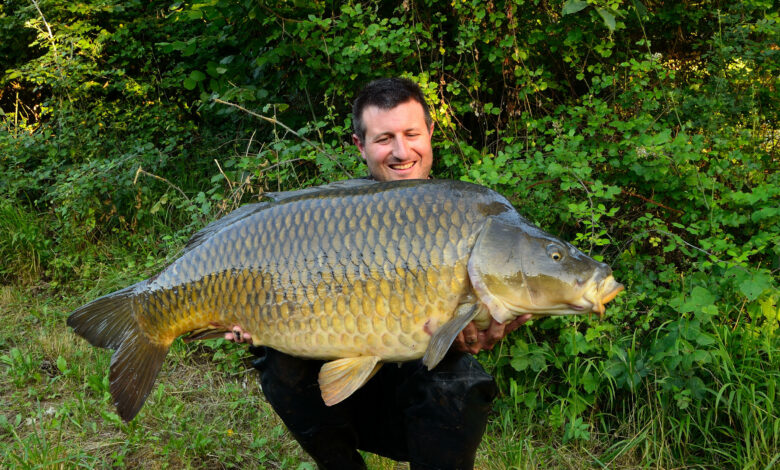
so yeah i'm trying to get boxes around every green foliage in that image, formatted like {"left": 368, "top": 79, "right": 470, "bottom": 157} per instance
{"left": 1, "top": 0, "right": 778, "bottom": 468}
{"left": 0, "top": 201, "right": 51, "bottom": 283}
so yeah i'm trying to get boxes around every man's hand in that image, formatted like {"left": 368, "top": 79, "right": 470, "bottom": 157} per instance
{"left": 453, "top": 314, "right": 533, "bottom": 354}
{"left": 225, "top": 326, "right": 252, "bottom": 344}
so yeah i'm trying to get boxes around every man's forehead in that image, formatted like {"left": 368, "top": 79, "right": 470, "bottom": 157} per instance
{"left": 361, "top": 101, "right": 427, "bottom": 131}
{"left": 362, "top": 99, "right": 424, "bottom": 116}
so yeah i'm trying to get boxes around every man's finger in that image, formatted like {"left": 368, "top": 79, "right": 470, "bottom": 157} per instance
{"left": 478, "top": 314, "right": 533, "bottom": 350}
{"left": 453, "top": 316, "right": 531, "bottom": 355}
{"left": 225, "top": 327, "right": 252, "bottom": 344}
{"left": 504, "top": 314, "right": 533, "bottom": 335}
{"left": 481, "top": 321, "right": 507, "bottom": 349}
{"left": 462, "top": 323, "right": 479, "bottom": 345}
{"left": 453, "top": 323, "right": 481, "bottom": 353}
{"left": 453, "top": 331, "right": 468, "bottom": 352}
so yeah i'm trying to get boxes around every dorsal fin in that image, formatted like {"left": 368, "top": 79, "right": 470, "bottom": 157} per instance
{"left": 182, "top": 201, "right": 271, "bottom": 254}
{"left": 264, "top": 178, "right": 377, "bottom": 202}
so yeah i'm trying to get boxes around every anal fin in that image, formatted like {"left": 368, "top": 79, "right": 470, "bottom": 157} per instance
{"left": 422, "top": 303, "right": 481, "bottom": 370}
{"left": 318, "top": 356, "right": 382, "bottom": 406}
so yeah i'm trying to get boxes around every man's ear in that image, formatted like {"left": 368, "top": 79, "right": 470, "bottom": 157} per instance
{"left": 352, "top": 134, "right": 366, "bottom": 159}
{"left": 428, "top": 122, "right": 435, "bottom": 137}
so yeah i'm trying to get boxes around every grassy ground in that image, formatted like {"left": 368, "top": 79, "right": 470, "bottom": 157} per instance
{"left": 1, "top": 282, "right": 306, "bottom": 469}
{"left": 0, "top": 279, "right": 622, "bottom": 470}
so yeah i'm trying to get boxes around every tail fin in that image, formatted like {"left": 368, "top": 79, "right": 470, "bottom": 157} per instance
{"left": 67, "top": 282, "right": 170, "bottom": 421}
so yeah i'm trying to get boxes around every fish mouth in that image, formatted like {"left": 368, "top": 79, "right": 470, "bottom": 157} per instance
{"left": 583, "top": 275, "right": 624, "bottom": 318}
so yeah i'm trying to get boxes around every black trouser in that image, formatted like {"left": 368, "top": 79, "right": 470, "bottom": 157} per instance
{"left": 250, "top": 347, "right": 497, "bottom": 470}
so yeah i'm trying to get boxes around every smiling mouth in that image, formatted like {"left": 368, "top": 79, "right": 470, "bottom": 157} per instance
{"left": 390, "top": 161, "right": 415, "bottom": 170}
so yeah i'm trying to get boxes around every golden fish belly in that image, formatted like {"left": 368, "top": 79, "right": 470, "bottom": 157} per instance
{"left": 137, "top": 258, "right": 468, "bottom": 363}
{"left": 244, "top": 262, "right": 469, "bottom": 362}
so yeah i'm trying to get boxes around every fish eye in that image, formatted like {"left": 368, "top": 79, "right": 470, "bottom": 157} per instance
{"left": 547, "top": 244, "right": 564, "bottom": 261}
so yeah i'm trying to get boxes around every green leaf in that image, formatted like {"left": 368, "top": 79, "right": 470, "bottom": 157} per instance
{"left": 562, "top": 0, "right": 589, "bottom": 15}
{"left": 102, "top": 411, "right": 123, "bottom": 427}
{"left": 511, "top": 356, "right": 531, "bottom": 371}
{"left": 695, "top": 333, "right": 716, "bottom": 346}
{"left": 189, "top": 70, "right": 206, "bottom": 82}
{"left": 691, "top": 349, "right": 711, "bottom": 362}
{"left": 366, "top": 23, "right": 380, "bottom": 36}
{"left": 680, "top": 286, "right": 716, "bottom": 313}
{"left": 182, "top": 42, "right": 197, "bottom": 57}
{"left": 56, "top": 356, "right": 68, "bottom": 374}
{"left": 582, "top": 372, "right": 599, "bottom": 394}
{"left": 523, "top": 393, "right": 537, "bottom": 409}
{"left": 183, "top": 78, "right": 197, "bottom": 90}
{"left": 596, "top": 8, "right": 616, "bottom": 31}
{"left": 739, "top": 273, "right": 771, "bottom": 301}
{"left": 631, "top": 0, "right": 649, "bottom": 18}
{"left": 751, "top": 206, "right": 780, "bottom": 222}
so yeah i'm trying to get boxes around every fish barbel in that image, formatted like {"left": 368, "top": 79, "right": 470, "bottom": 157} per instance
{"left": 67, "top": 179, "right": 623, "bottom": 421}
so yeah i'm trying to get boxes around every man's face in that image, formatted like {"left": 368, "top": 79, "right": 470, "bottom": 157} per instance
{"left": 353, "top": 99, "right": 434, "bottom": 182}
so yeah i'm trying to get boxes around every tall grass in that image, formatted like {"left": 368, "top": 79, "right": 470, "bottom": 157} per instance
{"left": 607, "top": 323, "right": 779, "bottom": 468}
{"left": 0, "top": 202, "right": 50, "bottom": 284}
{"left": 482, "top": 311, "right": 779, "bottom": 469}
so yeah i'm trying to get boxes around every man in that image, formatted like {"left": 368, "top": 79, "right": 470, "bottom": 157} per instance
{"left": 228, "top": 78, "right": 531, "bottom": 469}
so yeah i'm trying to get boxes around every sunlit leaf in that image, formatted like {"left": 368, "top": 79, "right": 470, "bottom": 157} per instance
{"left": 596, "top": 8, "right": 616, "bottom": 31}
{"left": 562, "top": 0, "right": 589, "bottom": 15}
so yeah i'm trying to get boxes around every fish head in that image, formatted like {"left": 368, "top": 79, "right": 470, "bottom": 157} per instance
{"left": 468, "top": 219, "right": 624, "bottom": 323}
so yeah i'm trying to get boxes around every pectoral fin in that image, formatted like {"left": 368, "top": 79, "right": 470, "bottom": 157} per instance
{"left": 318, "top": 356, "right": 382, "bottom": 406}
{"left": 422, "top": 303, "right": 481, "bottom": 370}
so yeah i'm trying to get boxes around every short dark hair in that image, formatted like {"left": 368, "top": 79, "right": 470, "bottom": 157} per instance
{"left": 352, "top": 77, "right": 432, "bottom": 143}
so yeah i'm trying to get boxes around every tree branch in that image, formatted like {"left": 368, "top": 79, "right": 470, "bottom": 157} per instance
{"left": 212, "top": 98, "right": 352, "bottom": 177}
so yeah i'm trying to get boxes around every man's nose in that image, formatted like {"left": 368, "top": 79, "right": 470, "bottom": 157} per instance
{"left": 393, "top": 137, "right": 411, "bottom": 159}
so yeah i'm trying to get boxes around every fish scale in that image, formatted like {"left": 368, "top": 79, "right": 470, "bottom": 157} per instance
{"left": 68, "top": 179, "right": 623, "bottom": 421}
{"left": 139, "top": 182, "right": 476, "bottom": 360}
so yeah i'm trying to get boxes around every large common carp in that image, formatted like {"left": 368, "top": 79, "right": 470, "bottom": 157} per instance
{"left": 67, "top": 179, "right": 623, "bottom": 421}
